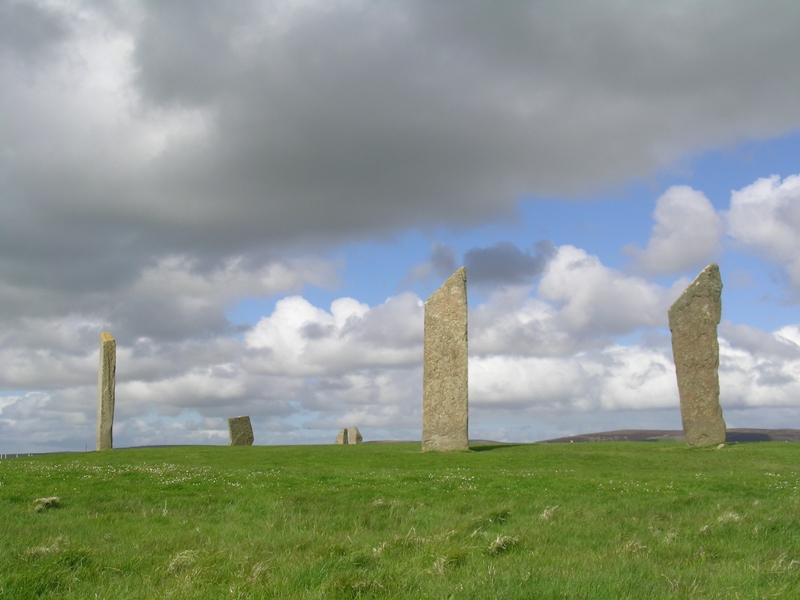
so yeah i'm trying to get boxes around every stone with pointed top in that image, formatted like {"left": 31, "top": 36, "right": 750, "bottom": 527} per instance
{"left": 335, "top": 428, "right": 348, "bottom": 444}
{"left": 422, "top": 267, "right": 469, "bottom": 452}
{"left": 96, "top": 332, "right": 116, "bottom": 451}
{"left": 347, "top": 427, "right": 363, "bottom": 444}
{"left": 668, "top": 263, "right": 726, "bottom": 447}
{"left": 227, "top": 416, "right": 254, "bottom": 446}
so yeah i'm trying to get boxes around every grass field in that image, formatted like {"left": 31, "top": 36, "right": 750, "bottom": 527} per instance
{"left": 2, "top": 441, "right": 800, "bottom": 599}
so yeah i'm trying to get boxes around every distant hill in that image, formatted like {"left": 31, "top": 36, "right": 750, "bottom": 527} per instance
{"left": 538, "top": 428, "right": 800, "bottom": 443}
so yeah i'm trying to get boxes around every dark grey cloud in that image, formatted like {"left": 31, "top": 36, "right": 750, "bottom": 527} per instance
{"left": 430, "top": 243, "right": 459, "bottom": 280}
{"left": 465, "top": 241, "right": 555, "bottom": 286}
{"left": 4, "top": 1, "right": 800, "bottom": 324}
{"left": 0, "top": 0, "right": 68, "bottom": 64}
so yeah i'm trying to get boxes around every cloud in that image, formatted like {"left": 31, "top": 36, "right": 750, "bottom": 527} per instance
{"left": 403, "top": 243, "right": 458, "bottom": 284}
{"left": 538, "top": 245, "right": 683, "bottom": 338}
{"left": 3, "top": 245, "right": 800, "bottom": 453}
{"left": 4, "top": 0, "right": 800, "bottom": 452}
{"left": 4, "top": 1, "right": 800, "bottom": 314}
{"left": 726, "top": 174, "right": 800, "bottom": 289}
{"left": 470, "top": 344, "right": 678, "bottom": 412}
{"left": 624, "top": 186, "right": 723, "bottom": 275}
{"left": 245, "top": 292, "right": 424, "bottom": 376}
{"left": 465, "top": 240, "right": 555, "bottom": 286}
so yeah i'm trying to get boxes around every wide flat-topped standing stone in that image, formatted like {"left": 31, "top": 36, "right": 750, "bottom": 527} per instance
{"left": 335, "top": 428, "right": 348, "bottom": 444}
{"left": 96, "top": 332, "right": 116, "bottom": 451}
{"left": 422, "top": 267, "right": 468, "bottom": 452}
{"left": 347, "top": 427, "right": 363, "bottom": 444}
{"left": 227, "top": 416, "right": 254, "bottom": 446}
{"left": 668, "top": 263, "right": 726, "bottom": 447}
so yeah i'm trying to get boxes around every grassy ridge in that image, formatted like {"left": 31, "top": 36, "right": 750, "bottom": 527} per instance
{"left": 1, "top": 442, "right": 800, "bottom": 598}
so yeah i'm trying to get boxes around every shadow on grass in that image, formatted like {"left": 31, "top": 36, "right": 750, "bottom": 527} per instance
{"left": 469, "top": 443, "right": 529, "bottom": 452}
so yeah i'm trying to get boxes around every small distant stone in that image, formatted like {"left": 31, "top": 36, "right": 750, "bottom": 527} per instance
{"left": 335, "top": 428, "right": 348, "bottom": 444}
{"left": 227, "top": 416, "right": 254, "bottom": 446}
{"left": 347, "top": 427, "right": 363, "bottom": 444}
{"left": 716, "top": 443, "right": 725, "bottom": 450}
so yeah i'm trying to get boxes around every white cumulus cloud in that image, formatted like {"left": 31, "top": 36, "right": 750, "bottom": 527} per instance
{"left": 245, "top": 293, "right": 424, "bottom": 376}
{"left": 624, "top": 185, "right": 723, "bottom": 275}
{"left": 727, "top": 173, "right": 800, "bottom": 288}
{"left": 538, "top": 245, "right": 680, "bottom": 337}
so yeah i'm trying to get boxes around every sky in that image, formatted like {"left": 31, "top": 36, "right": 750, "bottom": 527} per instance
{"left": 2, "top": 0, "right": 800, "bottom": 453}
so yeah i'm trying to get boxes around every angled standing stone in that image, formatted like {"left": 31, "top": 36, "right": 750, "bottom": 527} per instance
{"left": 423, "top": 267, "right": 468, "bottom": 452}
{"left": 96, "top": 332, "right": 116, "bottom": 451}
{"left": 668, "top": 263, "right": 726, "bottom": 447}
{"left": 335, "top": 428, "right": 348, "bottom": 444}
{"left": 347, "top": 427, "right": 363, "bottom": 444}
{"left": 227, "top": 416, "right": 254, "bottom": 446}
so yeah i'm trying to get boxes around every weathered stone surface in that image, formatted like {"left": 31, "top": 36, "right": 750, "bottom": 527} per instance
{"left": 668, "top": 263, "right": 726, "bottom": 447}
{"left": 422, "top": 267, "right": 469, "bottom": 452}
{"left": 335, "top": 428, "right": 348, "bottom": 444}
{"left": 347, "top": 427, "right": 363, "bottom": 444}
{"left": 96, "top": 332, "right": 116, "bottom": 451}
{"left": 227, "top": 416, "right": 254, "bottom": 446}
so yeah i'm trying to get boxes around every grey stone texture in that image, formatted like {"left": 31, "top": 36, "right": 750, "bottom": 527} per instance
{"left": 227, "top": 416, "right": 254, "bottom": 446}
{"left": 347, "top": 427, "right": 363, "bottom": 444}
{"left": 96, "top": 332, "right": 116, "bottom": 451}
{"left": 422, "top": 266, "right": 469, "bottom": 452}
{"left": 335, "top": 428, "right": 348, "bottom": 444}
{"left": 668, "top": 263, "right": 726, "bottom": 447}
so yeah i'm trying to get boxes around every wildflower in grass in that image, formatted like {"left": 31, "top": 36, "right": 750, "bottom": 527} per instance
{"left": 769, "top": 553, "right": 800, "bottom": 573}
{"left": 487, "top": 535, "right": 518, "bottom": 556}
{"left": 247, "top": 562, "right": 269, "bottom": 583}
{"left": 168, "top": 550, "right": 197, "bottom": 571}
{"left": 25, "top": 536, "right": 64, "bottom": 557}
{"left": 429, "top": 556, "right": 450, "bottom": 575}
{"left": 717, "top": 511, "right": 742, "bottom": 523}
{"left": 622, "top": 540, "right": 647, "bottom": 553}
{"left": 540, "top": 505, "right": 559, "bottom": 520}
{"left": 372, "top": 541, "right": 387, "bottom": 556}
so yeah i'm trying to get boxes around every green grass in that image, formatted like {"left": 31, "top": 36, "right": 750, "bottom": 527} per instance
{"left": 2, "top": 442, "right": 800, "bottom": 598}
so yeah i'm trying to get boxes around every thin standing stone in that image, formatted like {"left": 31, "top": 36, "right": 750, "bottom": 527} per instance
{"left": 96, "top": 332, "right": 116, "bottom": 451}
{"left": 347, "top": 427, "right": 363, "bottom": 444}
{"left": 335, "top": 428, "right": 348, "bottom": 444}
{"left": 668, "top": 263, "right": 726, "bottom": 447}
{"left": 227, "top": 416, "right": 254, "bottom": 446}
{"left": 422, "top": 267, "right": 469, "bottom": 452}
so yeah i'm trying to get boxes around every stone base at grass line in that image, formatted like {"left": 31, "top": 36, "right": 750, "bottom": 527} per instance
{"left": 422, "top": 267, "right": 469, "bottom": 452}
{"left": 668, "top": 263, "right": 726, "bottom": 447}
{"left": 227, "top": 416, "right": 254, "bottom": 446}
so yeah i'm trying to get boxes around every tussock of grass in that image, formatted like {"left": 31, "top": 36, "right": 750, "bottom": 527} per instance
{"left": 2, "top": 442, "right": 800, "bottom": 598}
{"left": 32, "top": 496, "right": 60, "bottom": 512}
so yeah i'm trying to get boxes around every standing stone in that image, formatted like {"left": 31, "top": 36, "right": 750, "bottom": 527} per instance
{"left": 668, "top": 263, "right": 726, "bottom": 447}
{"left": 423, "top": 267, "right": 469, "bottom": 452}
{"left": 96, "top": 332, "right": 116, "bottom": 451}
{"left": 335, "top": 428, "right": 348, "bottom": 444}
{"left": 227, "top": 416, "right": 254, "bottom": 446}
{"left": 347, "top": 427, "right": 363, "bottom": 444}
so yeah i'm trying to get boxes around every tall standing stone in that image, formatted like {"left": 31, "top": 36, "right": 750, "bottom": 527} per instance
{"left": 423, "top": 267, "right": 468, "bottom": 452}
{"left": 347, "top": 427, "right": 363, "bottom": 444}
{"left": 668, "top": 263, "right": 726, "bottom": 447}
{"left": 227, "top": 416, "right": 254, "bottom": 446}
{"left": 335, "top": 428, "right": 348, "bottom": 444}
{"left": 96, "top": 332, "right": 116, "bottom": 451}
